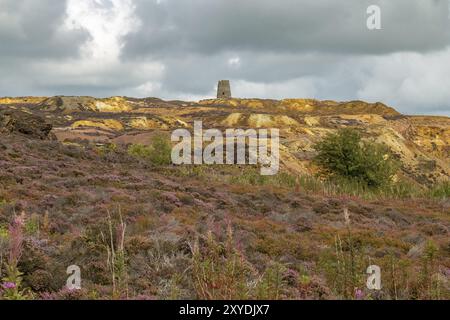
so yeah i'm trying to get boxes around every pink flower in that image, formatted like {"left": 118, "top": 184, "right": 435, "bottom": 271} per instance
{"left": 444, "top": 268, "right": 450, "bottom": 277}
{"left": 2, "top": 282, "right": 16, "bottom": 290}
{"left": 8, "top": 214, "right": 24, "bottom": 267}
{"left": 355, "top": 288, "right": 365, "bottom": 300}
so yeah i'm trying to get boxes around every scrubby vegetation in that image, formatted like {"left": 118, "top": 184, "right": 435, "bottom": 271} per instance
{"left": 0, "top": 132, "right": 448, "bottom": 300}
{"left": 191, "top": 226, "right": 290, "bottom": 299}
{"left": 1, "top": 214, "right": 33, "bottom": 300}
{"left": 313, "top": 128, "right": 399, "bottom": 189}
{"left": 428, "top": 181, "right": 450, "bottom": 199}
{"left": 226, "top": 167, "right": 445, "bottom": 201}
{"left": 127, "top": 133, "right": 172, "bottom": 166}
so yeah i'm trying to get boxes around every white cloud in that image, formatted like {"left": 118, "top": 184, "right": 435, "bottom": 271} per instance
{"left": 134, "top": 81, "right": 162, "bottom": 96}
{"left": 65, "top": 0, "right": 141, "bottom": 62}
{"left": 357, "top": 48, "right": 450, "bottom": 114}
{"left": 24, "top": 0, "right": 166, "bottom": 96}
{"left": 228, "top": 57, "right": 241, "bottom": 68}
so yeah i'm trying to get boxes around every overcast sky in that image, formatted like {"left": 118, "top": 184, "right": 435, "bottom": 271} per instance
{"left": 0, "top": 0, "right": 449, "bottom": 115}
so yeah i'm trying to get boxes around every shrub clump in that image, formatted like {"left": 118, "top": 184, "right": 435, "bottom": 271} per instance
{"left": 127, "top": 134, "right": 172, "bottom": 166}
{"left": 313, "top": 128, "right": 399, "bottom": 188}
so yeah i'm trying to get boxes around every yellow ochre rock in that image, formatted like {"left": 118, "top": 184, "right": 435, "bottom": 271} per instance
{"left": 72, "top": 119, "right": 124, "bottom": 131}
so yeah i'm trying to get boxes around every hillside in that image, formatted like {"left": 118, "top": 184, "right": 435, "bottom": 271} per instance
{"left": 1, "top": 96, "right": 448, "bottom": 185}
{"left": 0, "top": 96, "right": 449, "bottom": 300}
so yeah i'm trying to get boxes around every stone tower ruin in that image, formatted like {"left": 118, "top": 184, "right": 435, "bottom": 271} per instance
{"left": 217, "top": 80, "right": 232, "bottom": 99}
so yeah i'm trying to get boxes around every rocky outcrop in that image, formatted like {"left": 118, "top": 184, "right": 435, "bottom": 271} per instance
{"left": 0, "top": 97, "right": 47, "bottom": 105}
{"left": 279, "top": 99, "right": 400, "bottom": 116}
{"left": 0, "top": 109, "right": 54, "bottom": 139}
{"left": 38, "top": 96, "right": 96, "bottom": 113}
{"left": 200, "top": 98, "right": 400, "bottom": 116}
{"left": 128, "top": 116, "right": 169, "bottom": 130}
{"left": 71, "top": 119, "right": 124, "bottom": 131}
{"left": 38, "top": 96, "right": 133, "bottom": 114}
{"left": 221, "top": 113, "right": 300, "bottom": 128}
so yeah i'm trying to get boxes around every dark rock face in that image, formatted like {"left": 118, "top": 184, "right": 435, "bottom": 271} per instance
{"left": 0, "top": 110, "right": 54, "bottom": 139}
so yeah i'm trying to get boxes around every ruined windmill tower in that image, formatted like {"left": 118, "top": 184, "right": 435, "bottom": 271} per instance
{"left": 217, "top": 80, "right": 232, "bottom": 99}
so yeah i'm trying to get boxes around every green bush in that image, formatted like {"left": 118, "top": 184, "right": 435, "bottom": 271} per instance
{"left": 128, "top": 144, "right": 152, "bottom": 159}
{"left": 428, "top": 181, "right": 450, "bottom": 199}
{"left": 127, "top": 134, "right": 172, "bottom": 166}
{"left": 313, "top": 128, "right": 399, "bottom": 188}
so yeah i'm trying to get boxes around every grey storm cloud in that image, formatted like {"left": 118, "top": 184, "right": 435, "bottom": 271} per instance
{"left": 0, "top": 0, "right": 449, "bottom": 115}
{"left": 0, "top": 0, "right": 87, "bottom": 58}
{"left": 124, "top": 0, "right": 450, "bottom": 57}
